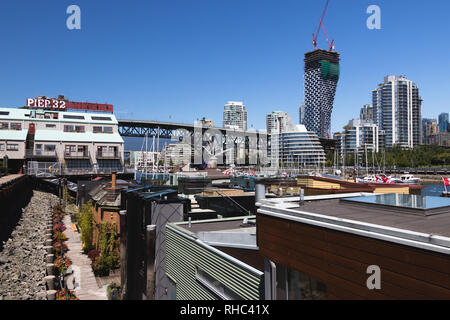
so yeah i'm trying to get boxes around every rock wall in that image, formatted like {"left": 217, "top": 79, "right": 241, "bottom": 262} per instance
{"left": 0, "top": 191, "right": 59, "bottom": 300}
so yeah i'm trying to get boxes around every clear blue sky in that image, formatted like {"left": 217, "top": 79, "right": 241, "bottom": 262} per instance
{"left": 0, "top": 0, "right": 449, "bottom": 133}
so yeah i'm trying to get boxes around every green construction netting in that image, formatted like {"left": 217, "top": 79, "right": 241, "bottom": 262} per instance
{"left": 320, "top": 60, "right": 340, "bottom": 80}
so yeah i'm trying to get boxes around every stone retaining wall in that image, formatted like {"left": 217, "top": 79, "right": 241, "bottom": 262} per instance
{"left": 0, "top": 191, "right": 59, "bottom": 300}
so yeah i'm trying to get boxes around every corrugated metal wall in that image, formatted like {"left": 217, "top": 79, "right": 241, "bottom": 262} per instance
{"left": 166, "top": 225, "right": 264, "bottom": 300}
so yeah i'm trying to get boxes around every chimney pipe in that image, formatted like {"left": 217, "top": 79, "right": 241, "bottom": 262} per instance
{"left": 112, "top": 172, "right": 117, "bottom": 189}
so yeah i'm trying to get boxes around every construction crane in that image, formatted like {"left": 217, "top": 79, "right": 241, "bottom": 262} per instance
{"left": 312, "top": 0, "right": 335, "bottom": 52}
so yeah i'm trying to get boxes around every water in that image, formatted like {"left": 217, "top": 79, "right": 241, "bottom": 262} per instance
{"left": 421, "top": 184, "right": 446, "bottom": 197}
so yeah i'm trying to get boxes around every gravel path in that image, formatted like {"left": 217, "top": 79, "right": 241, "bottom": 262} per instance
{"left": 0, "top": 191, "right": 59, "bottom": 300}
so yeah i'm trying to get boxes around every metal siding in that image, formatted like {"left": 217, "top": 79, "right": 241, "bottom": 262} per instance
{"left": 166, "top": 226, "right": 263, "bottom": 300}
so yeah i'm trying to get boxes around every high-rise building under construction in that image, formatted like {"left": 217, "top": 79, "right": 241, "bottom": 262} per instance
{"left": 303, "top": 49, "right": 340, "bottom": 139}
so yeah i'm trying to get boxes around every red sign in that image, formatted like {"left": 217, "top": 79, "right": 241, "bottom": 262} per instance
{"left": 26, "top": 98, "right": 113, "bottom": 113}
{"left": 27, "top": 98, "right": 66, "bottom": 110}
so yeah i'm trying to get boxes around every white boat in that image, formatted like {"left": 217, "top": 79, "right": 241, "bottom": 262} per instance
{"left": 387, "top": 176, "right": 404, "bottom": 184}
{"left": 399, "top": 173, "right": 420, "bottom": 184}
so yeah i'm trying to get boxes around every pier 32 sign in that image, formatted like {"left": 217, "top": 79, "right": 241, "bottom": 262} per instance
{"left": 26, "top": 98, "right": 66, "bottom": 110}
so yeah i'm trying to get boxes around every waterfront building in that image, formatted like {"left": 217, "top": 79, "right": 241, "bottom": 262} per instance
{"left": 163, "top": 143, "right": 192, "bottom": 167}
{"left": 303, "top": 49, "right": 340, "bottom": 139}
{"left": 426, "top": 132, "right": 450, "bottom": 147}
{"left": 165, "top": 216, "right": 264, "bottom": 300}
{"left": 266, "top": 111, "right": 293, "bottom": 134}
{"left": 269, "top": 124, "right": 326, "bottom": 168}
{"left": 0, "top": 106, "right": 124, "bottom": 174}
{"left": 130, "top": 151, "right": 159, "bottom": 168}
{"left": 223, "top": 101, "right": 248, "bottom": 131}
{"left": 439, "top": 113, "right": 449, "bottom": 133}
{"left": 335, "top": 119, "right": 379, "bottom": 160}
{"left": 360, "top": 104, "right": 374, "bottom": 123}
{"left": 257, "top": 193, "right": 450, "bottom": 299}
{"left": 372, "top": 75, "right": 422, "bottom": 148}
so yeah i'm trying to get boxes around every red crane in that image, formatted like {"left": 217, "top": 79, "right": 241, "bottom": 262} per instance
{"left": 312, "top": 0, "right": 335, "bottom": 51}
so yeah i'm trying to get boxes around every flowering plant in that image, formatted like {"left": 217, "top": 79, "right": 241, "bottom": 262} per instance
{"left": 54, "top": 256, "right": 72, "bottom": 275}
{"left": 56, "top": 289, "right": 79, "bottom": 300}
{"left": 53, "top": 223, "right": 67, "bottom": 233}
{"left": 53, "top": 231, "right": 67, "bottom": 242}
{"left": 53, "top": 242, "right": 68, "bottom": 255}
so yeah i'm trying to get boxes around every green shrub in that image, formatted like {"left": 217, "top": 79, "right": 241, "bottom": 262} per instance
{"left": 78, "top": 201, "right": 94, "bottom": 253}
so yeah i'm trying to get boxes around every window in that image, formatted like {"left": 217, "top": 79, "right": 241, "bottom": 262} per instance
{"left": 64, "top": 125, "right": 84, "bottom": 133}
{"left": 6, "top": 144, "right": 19, "bottom": 151}
{"left": 63, "top": 115, "right": 85, "bottom": 120}
{"left": 91, "top": 116, "right": 112, "bottom": 121}
{"left": 44, "top": 145, "right": 56, "bottom": 152}
{"left": 46, "top": 124, "right": 57, "bottom": 128}
{"left": 0, "top": 144, "right": 4, "bottom": 151}
{"left": 195, "top": 267, "right": 243, "bottom": 300}
{"left": 93, "top": 126, "right": 102, "bottom": 133}
{"left": 0, "top": 122, "right": 8, "bottom": 130}
{"left": 65, "top": 145, "right": 77, "bottom": 154}
{"left": 275, "top": 263, "right": 327, "bottom": 300}
{"left": 77, "top": 145, "right": 87, "bottom": 154}
{"left": 0, "top": 111, "right": 10, "bottom": 116}
{"left": 103, "top": 127, "right": 113, "bottom": 133}
{"left": 10, "top": 123, "right": 22, "bottom": 130}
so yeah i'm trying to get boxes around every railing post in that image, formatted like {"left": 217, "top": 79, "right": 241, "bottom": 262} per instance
{"left": 145, "top": 225, "right": 156, "bottom": 300}
{"left": 119, "top": 210, "right": 127, "bottom": 300}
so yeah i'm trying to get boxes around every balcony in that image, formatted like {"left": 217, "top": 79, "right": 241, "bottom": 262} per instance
{"left": 64, "top": 151, "right": 90, "bottom": 160}
{"left": 96, "top": 151, "right": 120, "bottom": 160}
{"left": 26, "top": 149, "right": 57, "bottom": 159}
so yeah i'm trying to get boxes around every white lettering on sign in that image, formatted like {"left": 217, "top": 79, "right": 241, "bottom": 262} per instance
{"left": 26, "top": 98, "right": 66, "bottom": 110}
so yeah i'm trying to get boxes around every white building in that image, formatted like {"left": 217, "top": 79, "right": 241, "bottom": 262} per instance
{"left": 372, "top": 75, "right": 422, "bottom": 148}
{"left": 130, "top": 151, "right": 159, "bottom": 168}
{"left": 335, "top": 119, "right": 379, "bottom": 158}
{"left": 223, "top": 101, "right": 248, "bottom": 131}
{"left": 163, "top": 143, "right": 192, "bottom": 167}
{"left": 266, "top": 111, "right": 293, "bottom": 134}
{"left": 269, "top": 124, "right": 326, "bottom": 168}
{"left": 0, "top": 107, "right": 124, "bottom": 175}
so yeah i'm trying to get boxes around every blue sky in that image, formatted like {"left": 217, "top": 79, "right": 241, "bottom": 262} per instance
{"left": 0, "top": 0, "right": 449, "bottom": 133}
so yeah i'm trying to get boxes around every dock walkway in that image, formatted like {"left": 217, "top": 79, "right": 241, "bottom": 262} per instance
{"left": 63, "top": 214, "right": 107, "bottom": 300}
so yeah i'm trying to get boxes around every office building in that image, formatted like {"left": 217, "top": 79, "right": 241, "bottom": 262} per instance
{"left": 439, "top": 113, "right": 449, "bottom": 133}
{"left": 372, "top": 75, "right": 422, "bottom": 148}
{"left": 266, "top": 111, "right": 293, "bottom": 134}
{"left": 223, "top": 101, "right": 248, "bottom": 131}
{"left": 303, "top": 49, "right": 340, "bottom": 139}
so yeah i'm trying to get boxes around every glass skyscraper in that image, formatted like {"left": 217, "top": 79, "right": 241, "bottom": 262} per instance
{"left": 439, "top": 113, "right": 449, "bottom": 133}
